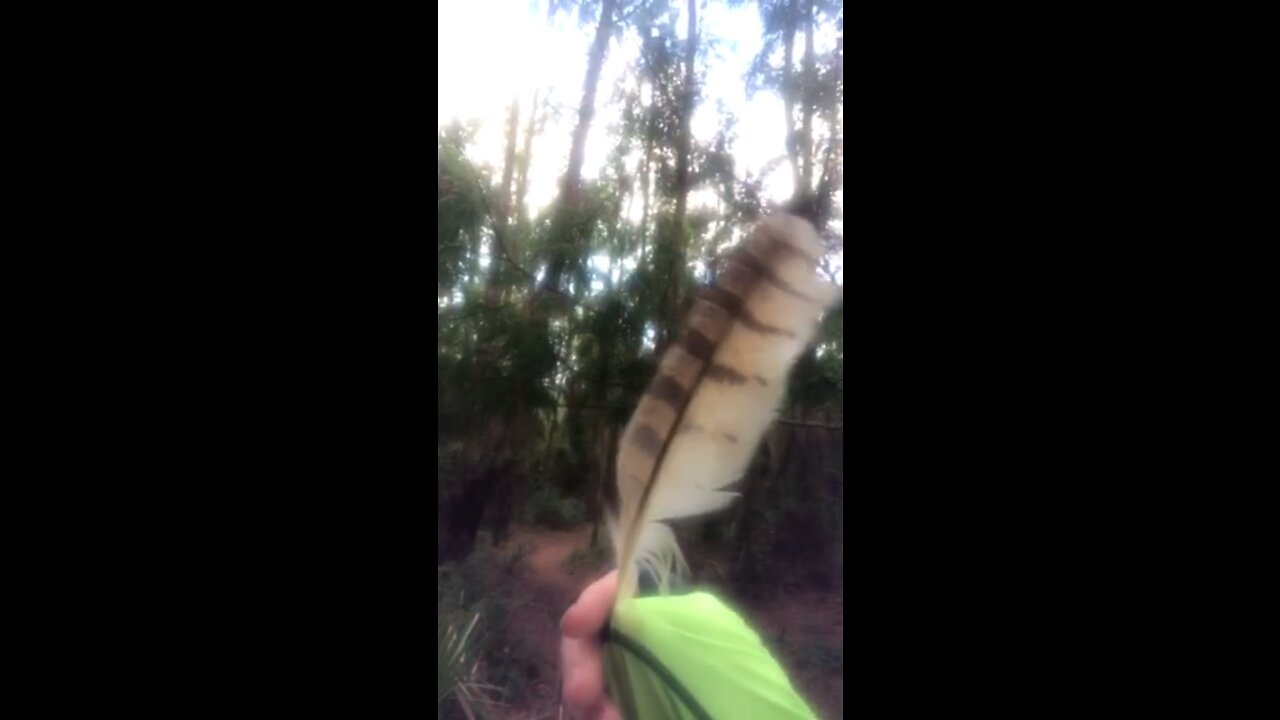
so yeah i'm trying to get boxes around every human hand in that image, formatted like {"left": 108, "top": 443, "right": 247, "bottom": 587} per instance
{"left": 559, "top": 569, "right": 622, "bottom": 720}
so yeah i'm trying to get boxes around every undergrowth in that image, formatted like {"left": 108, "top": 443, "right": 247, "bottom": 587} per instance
{"left": 438, "top": 544, "right": 545, "bottom": 715}
{"left": 526, "top": 483, "right": 584, "bottom": 530}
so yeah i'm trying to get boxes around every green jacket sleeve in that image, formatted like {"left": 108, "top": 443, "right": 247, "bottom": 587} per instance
{"left": 603, "top": 592, "right": 819, "bottom": 720}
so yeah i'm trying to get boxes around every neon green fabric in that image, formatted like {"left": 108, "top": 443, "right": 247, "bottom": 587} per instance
{"left": 603, "top": 592, "right": 819, "bottom": 720}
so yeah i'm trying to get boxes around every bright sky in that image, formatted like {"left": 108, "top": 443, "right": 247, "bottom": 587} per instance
{"left": 437, "top": 0, "right": 800, "bottom": 210}
{"left": 437, "top": 0, "right": 842, "bottom": 286}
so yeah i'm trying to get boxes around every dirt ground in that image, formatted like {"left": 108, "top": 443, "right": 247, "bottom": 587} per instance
{"left": 467, "top": 525, "right": 843, "bottom": 719}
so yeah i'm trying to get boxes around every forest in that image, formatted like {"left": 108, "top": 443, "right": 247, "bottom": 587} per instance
{"left": 439, "top": 0, "right": 843, "bottom": 717}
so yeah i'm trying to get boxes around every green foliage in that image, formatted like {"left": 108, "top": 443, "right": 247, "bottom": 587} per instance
{"left": 438, "top": 127, "right": 488, "bottom": 291}
{"left": 441, "top": 541, "right": 572, "bottom": 711}
{"left": 437, "top": 300, "right": 557, "bottom": 442}
{"left": 438, "top": 561, "right": 504, "bottom": 720}
{"left": 527, "top": 482, "right": 586, "bottom": 529}
{"left": 786, "top": 297, "right": 842, "bottom": 410}
{"left": 439, "top": 545, "right": 494, "bottom": 609}
{"left": 437, "top": 611, "right": 480, "bottom": 708}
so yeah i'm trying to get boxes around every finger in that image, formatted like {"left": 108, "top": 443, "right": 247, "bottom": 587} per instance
{"left": 560, "top": 636, "right": 605, "bottom": 709}
{"left": 562, "top": 569, "right": 619, "bottom": 638}
{"left": 560, "top": 637, "right": 590, "bottom": 709}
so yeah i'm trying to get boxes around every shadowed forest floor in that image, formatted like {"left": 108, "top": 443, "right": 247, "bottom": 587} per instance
{"left": 461, "top": 525, "right": 843, "bottom": 719}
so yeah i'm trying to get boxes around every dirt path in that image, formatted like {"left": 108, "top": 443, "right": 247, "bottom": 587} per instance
{"left": 517, "top": 525, "right": 597, "bottom": 599}
{"left": 482, "top": 526, "right": 602, "bottom": 719}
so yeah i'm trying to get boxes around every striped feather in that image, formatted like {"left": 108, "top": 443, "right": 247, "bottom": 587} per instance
{"left": 611, "top": 212, "right": 840, "bottom": 600}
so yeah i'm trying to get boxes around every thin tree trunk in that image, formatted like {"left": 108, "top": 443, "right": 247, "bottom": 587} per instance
{"left": 594, "top": 421, "right": 618, "bottom": 548}
{"left": 505, "top": 1, "right": 618, "bottom": 562}
{"left": 665, "top": 0, "right": 698, "bottom": 347}
{"left": 800, "top": 0, "right": 816, "bottom": 194}
{"left": 624, "top": 158, "right": 638, "bottom": 227}
{"left": 782, "top": 0, "right": 800, "bottom": 192}
{"left": 459, "top": 98, "right": 524, "bottom": 548}
{"left": 469, "top": 231, "right": 481, "bottom": 288}
{"left": 544, "top": 399, "right": 561, "bottom": 471}
{"left": 498, "top": 98, "right": 519, "bottom": 230}
{"left": 819, "top": 14, "right": 843, "bottom": 200}
{"left": 439, "top": 450, "right": 511, "bottom": 563}
{"left": 589, "top": 412, "right": 609, "bottom": 547}
{"left": 487, "top": 97, "right": 521, "bottom": 302}
{"left": 624, "top": 78, "right": 644, "bottom": 260}
{"left": 640, "top": 131, "right": 652, "bottom": 260}
{"left": 588, "top": 303, "right": 617, "bottom": 543}
{"left": 515, "top": 89, "right": 540, "bottom": 228}
{"left": 542, "top": 0, "right": 618, "bottom": 295}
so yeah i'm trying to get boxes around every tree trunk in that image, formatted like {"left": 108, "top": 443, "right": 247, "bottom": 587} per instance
{"left": 799, "top": 0, "right": 816, "bottom": 194}
{"left": 455, "top": 100, "right": 525, "bottom": 550}
{"left": 490, "top": 0, "right": 617, "bottom": 564}
{"left": 499, "top": 98, "right": 519, "bottom": 230}
{"left": 588, "top": 303, "right": 618, "bottom": 543}
{"left": 589, "top": 411, "right": 609, "bottom": 547}
{"left": 782, "top": 0, "right": 800, "bottom": 192}
{"left": 486, "top": 97, "right": 521, "bottom": 302}
{"left": 593, "top": 420, "right": 618, "bottom": 548}
{"left": 469, "top": 230, "right": 482, "bottom": 288}
{"left": 438, "top": 458, "right": 510, "bottom": 564}
{"left": 515, "top": 89, "right": 540, "bottom": 228}
{"left": 640, "top": 125, "right": 652, "bottom": 260}
{"left": 664, "top": 0, "right": 698, "bottom": 348}
{"left": 543, "top": 394, "right": 561, "bottom": 465}
{"left": 542, "top": 0, "right": 618, "bottom": 296}
{"left": 820, "top": 12, "right": 843, "bottom": 201}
